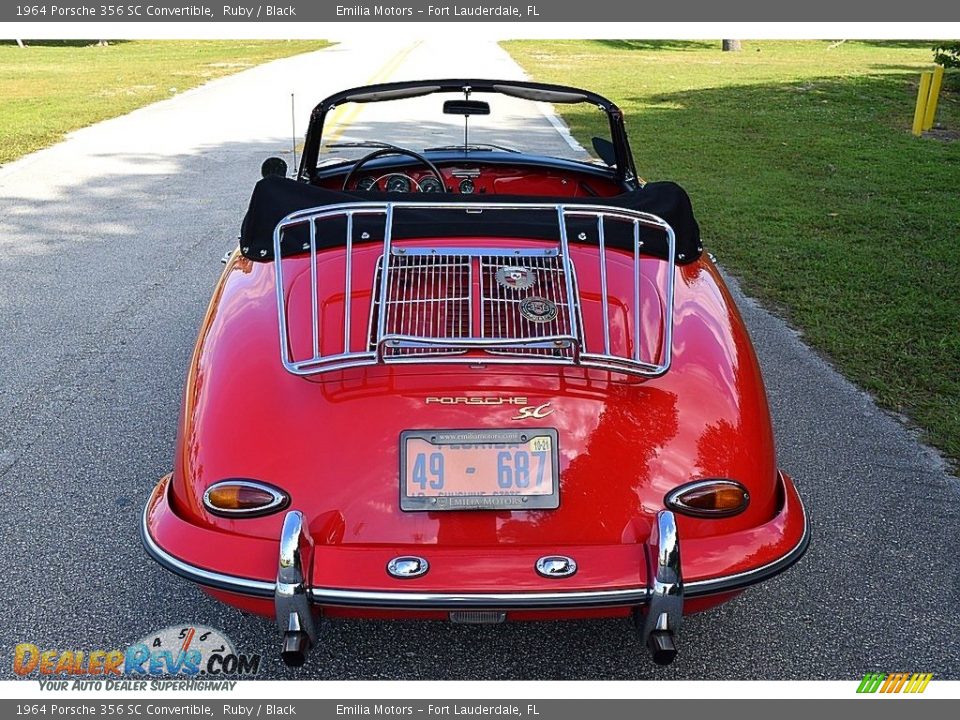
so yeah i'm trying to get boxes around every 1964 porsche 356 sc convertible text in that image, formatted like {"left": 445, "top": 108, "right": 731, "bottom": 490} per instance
{"left": 142, "top": 79, "right": 809, "bottom": 667}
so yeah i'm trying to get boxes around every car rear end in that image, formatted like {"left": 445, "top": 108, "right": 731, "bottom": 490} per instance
{"left": 143, "top": 199, "right": 807, "bottom": 666}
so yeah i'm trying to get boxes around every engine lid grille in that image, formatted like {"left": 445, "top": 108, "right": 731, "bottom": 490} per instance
{"left": 370, "top": 251, "right": 473, "bottom": 359}
{"left": 370, "top": 247, "right": 579, "bottom": 361}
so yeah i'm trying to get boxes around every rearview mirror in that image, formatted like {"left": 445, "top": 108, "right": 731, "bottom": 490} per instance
{"left": 261, "top": 156, "right": 288, "bottom": 178}
{"left": 443, "top": 99, "right": 490, "bottom": 116}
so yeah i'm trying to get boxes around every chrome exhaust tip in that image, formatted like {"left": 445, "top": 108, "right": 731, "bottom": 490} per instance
{"left": 281, "top": 628, "right": 312, "bottom": 667}
{"left": 646, "top": 628, "right": 677, "bottom": 666}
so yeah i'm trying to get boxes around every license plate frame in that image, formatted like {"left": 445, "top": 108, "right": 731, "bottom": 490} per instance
{"left": 399, "top": 428, "right": 560, "bottom": 511}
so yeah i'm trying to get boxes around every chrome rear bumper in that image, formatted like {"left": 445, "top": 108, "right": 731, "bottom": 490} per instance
{"left": 142, "top": 486, "right": 809, "bottom": 666}
{"left": 141, "top": 503, "right": 809, "bottom": 609}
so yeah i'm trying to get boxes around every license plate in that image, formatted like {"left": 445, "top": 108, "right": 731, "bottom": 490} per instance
{"left": 400, "top": 429, "right": 560, "bottom": 511}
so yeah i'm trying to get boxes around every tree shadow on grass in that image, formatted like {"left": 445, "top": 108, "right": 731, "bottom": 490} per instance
{"left": 869, "top": 63, "right": 945, "bottom": 72}
{"left": 857, "top": 40, "right": 936, "bottom": 50}
{"left": 1, "top": 39, "right": 130, "bottom": 47}
{"left": 594, "top": 39, "right": 717, "bottom": 52}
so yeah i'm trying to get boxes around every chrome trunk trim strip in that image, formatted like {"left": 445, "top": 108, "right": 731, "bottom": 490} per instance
{"left": 307, "top": 585, "right": 651, "bottom": 609}
{"left": 684, "top": 491, "right": 810, "bottom": 597}
{"left": 140, "top": 505, "right": 275, "bottom": 599}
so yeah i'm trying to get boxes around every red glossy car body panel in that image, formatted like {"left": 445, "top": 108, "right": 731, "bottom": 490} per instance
{"left": 144, "top": 223, "right": 806, "bottom": 619}
{"left": 167, "top": 248, "right": 776, "bottom": 547}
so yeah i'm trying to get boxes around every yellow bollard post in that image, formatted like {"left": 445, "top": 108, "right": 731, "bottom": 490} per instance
{"left": 912, "top": 71, "right": 932, "bottom": 136}
{"left": 923, "top": 66, "right": 945, "bottom": 131}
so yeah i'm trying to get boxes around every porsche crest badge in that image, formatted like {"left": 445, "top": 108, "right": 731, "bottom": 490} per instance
{"left": 495, "top": 266, "right": 537, "bottom": 291}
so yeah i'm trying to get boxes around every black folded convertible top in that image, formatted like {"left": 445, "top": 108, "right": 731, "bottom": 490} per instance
{"left": 239, "top": 176, "right": 702, "bottom": 264}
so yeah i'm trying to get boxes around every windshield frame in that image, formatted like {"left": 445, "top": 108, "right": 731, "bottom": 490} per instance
{"left": 298, "top": 79, "right": 638, "bottom": 185}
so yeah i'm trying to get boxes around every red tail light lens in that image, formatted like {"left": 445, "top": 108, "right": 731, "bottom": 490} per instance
{"left": 665, "top": 479, "right": 749, "bottom": 518}
{"left": 203, "top": 480, "right": 288, "bottom": 517}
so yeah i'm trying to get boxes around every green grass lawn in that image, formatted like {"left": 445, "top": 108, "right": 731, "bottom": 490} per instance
{"left": 505, "top": 40, "right": 960, "bottom": 462}
{"left": 0, "top": 40, "right": 331, "bottom": 165}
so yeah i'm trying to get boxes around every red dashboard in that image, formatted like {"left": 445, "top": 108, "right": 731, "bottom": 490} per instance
{"left": 319, "top": 164, "right": 624, "bottom": 198}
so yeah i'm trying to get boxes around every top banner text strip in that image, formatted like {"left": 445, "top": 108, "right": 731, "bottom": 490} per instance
{"left": 6, "top": 0, "right": 960, "bottom": 22}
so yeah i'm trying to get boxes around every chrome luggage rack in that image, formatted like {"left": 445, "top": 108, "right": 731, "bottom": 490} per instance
{"left": 272, "top": 201, "right": 676, "bottom": 378}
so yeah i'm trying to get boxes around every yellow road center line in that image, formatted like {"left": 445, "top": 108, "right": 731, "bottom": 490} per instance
{"left": 323, "top": 41, "right": 422, "bottom": 146}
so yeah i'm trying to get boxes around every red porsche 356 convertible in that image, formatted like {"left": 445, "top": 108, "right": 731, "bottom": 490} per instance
{"left": 142, "top": 79, "right": 808, "bottom": 667}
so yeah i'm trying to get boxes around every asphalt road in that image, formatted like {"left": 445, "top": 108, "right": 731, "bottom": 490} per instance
{"left": 1, "top": 40, "right": 958, "bottom": 681}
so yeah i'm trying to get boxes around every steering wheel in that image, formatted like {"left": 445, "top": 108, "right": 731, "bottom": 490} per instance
{"left": 342, "top": 147, "right": 446, "bottom": 192}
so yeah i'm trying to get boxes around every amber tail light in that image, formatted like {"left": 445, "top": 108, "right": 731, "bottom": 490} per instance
{"left": 203, "top": 480, "right": 289, "bottom": 517}
{"left": 664, "top": 479, "right": 750, "bottom": 518}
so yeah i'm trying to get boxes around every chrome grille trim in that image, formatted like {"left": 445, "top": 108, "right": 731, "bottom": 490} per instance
{"left": 272, "top": 201, "right": 676, "bottom": 377}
